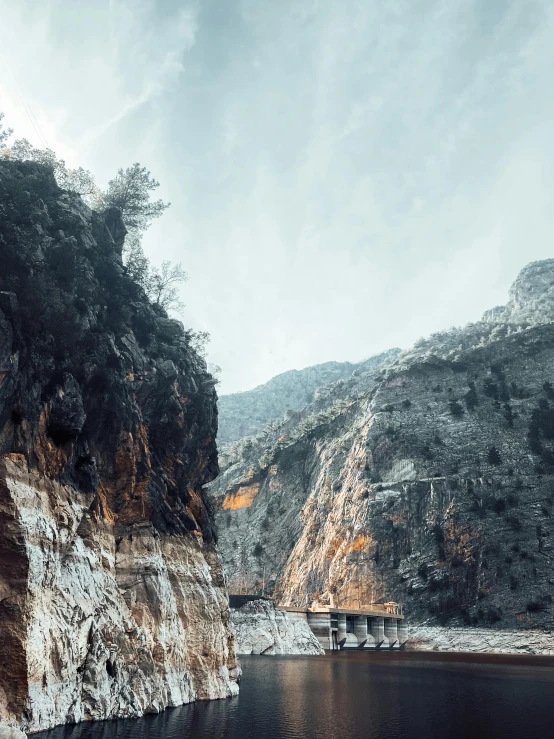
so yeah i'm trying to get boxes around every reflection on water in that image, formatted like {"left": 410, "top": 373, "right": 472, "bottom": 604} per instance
{"left": 43, "top": 652, "right": 554, "bottom": 739}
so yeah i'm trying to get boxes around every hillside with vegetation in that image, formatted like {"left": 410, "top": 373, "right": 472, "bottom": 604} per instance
{"left": 211, "top": 259, "right": 554, "bottom": 636}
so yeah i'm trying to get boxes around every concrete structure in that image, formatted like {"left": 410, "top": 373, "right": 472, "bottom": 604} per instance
{"left": 369, "top": 616, "right": 387, "bottom": 648}
{"left": 282, "top": 604, "right": 407, "bottom": 651}
{"left": 384, "top": 618, "right": 399, "bottom": 648}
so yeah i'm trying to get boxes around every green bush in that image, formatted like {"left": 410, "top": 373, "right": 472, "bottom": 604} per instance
{"left": 486, "top": 608, "right": 502, "bottom": 623}
{"left": 487, "top": 446, "right": 502, "bottom": 466}
{"left": 464, "top": 382, "right": 479, "bottom": 411}
{"left": 449, "top": 400, "right": 464, "bottom": 417}
{"left": 506, "top": 515, "right": 523, "bottom": 531}
{"left": 492, "top": 498, "right": 506, "bottom": 514}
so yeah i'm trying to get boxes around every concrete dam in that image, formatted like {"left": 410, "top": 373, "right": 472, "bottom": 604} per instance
{"left": 281, "top": 603, "right": 408, "bottom": 650}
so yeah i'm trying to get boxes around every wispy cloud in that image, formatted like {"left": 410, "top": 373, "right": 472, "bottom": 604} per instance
{"left": 1, "top": 0, "right": 553, "bottom": 392}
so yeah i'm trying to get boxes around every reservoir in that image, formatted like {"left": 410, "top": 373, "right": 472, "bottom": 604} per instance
{"left": 43, "top": 652, "right": 554, "bottom": 739}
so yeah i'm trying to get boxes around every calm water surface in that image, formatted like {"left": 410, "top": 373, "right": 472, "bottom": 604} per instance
{"left": 44, "top": 652, "right": 554, "bottom": 739}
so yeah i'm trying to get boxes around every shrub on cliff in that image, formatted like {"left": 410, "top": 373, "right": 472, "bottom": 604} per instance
{"left": 0, "top": 112, "right": 189, "bottom": 319}
{"left": 449, "top": 400, "right": 464, "bottom": 417}
{"left": 464, "top": 382, "right": 479, "bottom": 410}
{"left": 487, "top": 446, "right": 502, "bottom": 466}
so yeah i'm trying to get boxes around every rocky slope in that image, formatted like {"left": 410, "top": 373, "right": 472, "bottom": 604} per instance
{"left": 408, "top": 626, "right": 554, "bottom": 654}
{"left": 218, "top": 352, "right": 400, "bottom": 445}
{"left": 211, "top": 260, "right": 554, "bottom": 636}
{"left": 0, "top": 160, "right": 238, "bottom": 734}
{"left": 231, "top": 600, "right": 324, "bottom": 655}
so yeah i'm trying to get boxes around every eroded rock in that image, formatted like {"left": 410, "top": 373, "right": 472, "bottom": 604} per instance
{"left": 231, "top": 600, "right": 324, "bottom": 655}
{"left": 408, "top": 626, "right": 554, "bottom": 655}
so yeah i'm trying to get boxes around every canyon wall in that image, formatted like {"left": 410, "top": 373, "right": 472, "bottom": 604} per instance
{"left": 212, "top": 260, "right": 554, "bottom": 635}
{"left": 0, "top": 160, "right": 238, "bottom": 734}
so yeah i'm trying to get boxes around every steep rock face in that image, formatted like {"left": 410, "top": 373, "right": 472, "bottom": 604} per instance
{"left": 0, "top": 160, "right": 238, "bottom": 733}
{"left": 231, "top": 600, "right": 324, "bottom": 655}
{"left": 212, "top": 261, "right": 554, "bottom": 634}
{"left": 484, "top": 259, "right": 554, "bottom": 325}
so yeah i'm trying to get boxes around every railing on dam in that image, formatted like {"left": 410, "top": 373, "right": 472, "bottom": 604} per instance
{"left": 281, "top": 604, "right": 405, "bottom": 619}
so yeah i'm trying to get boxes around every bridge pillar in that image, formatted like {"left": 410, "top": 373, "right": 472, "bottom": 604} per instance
{"left": 397, "top": 620, "right": 408, "bottom": 646}
{"left": 354, "top": 615, "right": 368, "bottom": 646}
{"left": 369, "top": 617, "right": 389, "bottom": 648}
{"left": 337, "top": 614, "right": 347, "bottom": 646}
{"left": 384, "top": 618, "right": 399, "bottom": 648}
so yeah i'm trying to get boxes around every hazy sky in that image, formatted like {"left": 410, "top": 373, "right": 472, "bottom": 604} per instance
{"left": 1, "top": 0, "right": 553, "bottom": 393}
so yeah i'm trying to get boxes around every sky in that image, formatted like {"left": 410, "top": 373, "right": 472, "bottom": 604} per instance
{"left": 1, "top": 0, "right": 554, "bottom": 394}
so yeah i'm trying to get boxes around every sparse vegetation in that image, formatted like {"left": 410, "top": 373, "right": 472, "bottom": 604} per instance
{"left": 527, "top": 599, "right": 546, "bottom": 613}
{"left": 506, "top": 515, "right": 523, "bottom": 532}
{"left": 0, "top": 111, "right": 190, "bottom": 321}
{"left": 544, "top": 381, "right": 554, "bottom": 400}
{"left": 449, "top": 400, "right": 464, "bottom": 418}
{"left": 486, "top": 608, "right": 502, "bottom": 623}
{"left": 464, "top": 382, "right": 478, "bottom": 410}
{"left": 487, "top": 446, "right": 502, "bottom": 466}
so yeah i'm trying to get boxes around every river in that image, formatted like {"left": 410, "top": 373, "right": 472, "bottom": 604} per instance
{"left": 43, "top": 651, "right": 554, "bottom": 739}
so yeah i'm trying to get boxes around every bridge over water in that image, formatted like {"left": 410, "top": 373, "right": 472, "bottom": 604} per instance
{"left": 281, "top": 604, "right": 408, "bottom": 650}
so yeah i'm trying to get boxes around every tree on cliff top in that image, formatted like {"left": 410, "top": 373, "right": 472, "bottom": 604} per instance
{"left": 0, "top": 112, "right": 188, "bottom": 317}
{"left": 100, "top": 163, "right": 169, "bottom": 237}
{"left": 4, "top": 136, "right": 99, "bottom": 203}
{"left": 0, "top": 112, "right": 13, "bottom": 150}
{"left": 98, "top": 165, "right": 184, "bottom": 312}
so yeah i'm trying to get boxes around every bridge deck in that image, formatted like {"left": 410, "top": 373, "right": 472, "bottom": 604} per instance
{"left": 280, "top": 605, "right": 404, "bottom": 619}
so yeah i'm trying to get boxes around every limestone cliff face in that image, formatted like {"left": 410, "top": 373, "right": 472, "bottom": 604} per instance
{"left": 408, "top": 625, "right": 554, "bottom": 654}
{"left": 0, "top": 160, "right": 238, "bottom": 733}
{"left": 231, "top": 600, "right": 324, "bottom": 655}
{"left": 212, "top": 261, "right": 554, "bottom": 634}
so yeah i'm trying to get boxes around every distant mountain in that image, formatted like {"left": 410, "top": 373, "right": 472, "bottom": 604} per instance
{"left": 217, "top": 353, "right": 400, "bottom": 445}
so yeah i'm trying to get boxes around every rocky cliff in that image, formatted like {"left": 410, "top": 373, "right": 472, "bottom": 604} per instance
{"left": 0, "top": 160, "right": 238, "bottom": 734}
{"left": 211, "top": 260, "right": 554, "bottom": 635}
{"left": 231, "top": 600, "right": 324, "bottom": 655}
{"left": 408, "top": 625, "right": 554, "bottom": 654}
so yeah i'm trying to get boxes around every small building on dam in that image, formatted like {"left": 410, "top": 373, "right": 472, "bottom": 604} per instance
{"left": 281, "top": 603, "right": 408, "bottom": 650}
